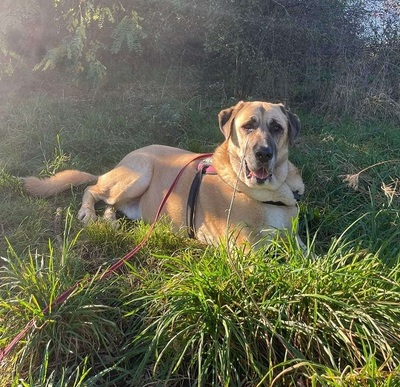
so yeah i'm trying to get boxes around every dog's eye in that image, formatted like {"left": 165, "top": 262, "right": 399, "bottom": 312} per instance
{"left": 270, "top": 124, "right": 283, "bottom": 134}
{"left": 243, "top": 123, "right": 255, "bottom": 132}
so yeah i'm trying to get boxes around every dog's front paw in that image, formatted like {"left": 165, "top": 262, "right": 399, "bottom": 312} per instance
{"left": 103, "top": 205, "right": 117, "bottom": 222}
{"left": 77, "top": 207, "right": 97, "bottom": 224}
{"left": 286, "top": 161, "right": 305, "bottom": 196}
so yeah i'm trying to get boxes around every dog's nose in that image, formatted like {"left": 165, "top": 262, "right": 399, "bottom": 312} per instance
{"left": 255, "top": 146, "right": 273, "bottom": 162}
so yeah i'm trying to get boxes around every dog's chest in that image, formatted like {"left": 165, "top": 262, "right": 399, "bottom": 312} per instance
{"left": 195, "top": 184, "right": 297, "bottom": 244}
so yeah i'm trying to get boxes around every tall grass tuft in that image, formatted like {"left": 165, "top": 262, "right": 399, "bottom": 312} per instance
{"left": 117, "top": 230, "right": 400, "bottom": 386}
{"left": 0, "top": 213, "right": 127, "bottom": 383}
{"left": 1, "top": 211, "right": 400, "bottom": 385}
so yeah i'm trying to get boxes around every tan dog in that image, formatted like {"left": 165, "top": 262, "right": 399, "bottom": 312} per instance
{"left": 24, "top": 101, "right": 305, "bottom": 248}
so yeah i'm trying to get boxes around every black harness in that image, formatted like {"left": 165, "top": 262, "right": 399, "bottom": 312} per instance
{"left": 262, "top": 190, "right": 302, "bottom": 206}
{"left": 186, "top": 158, "right": 216, "bottom": 239}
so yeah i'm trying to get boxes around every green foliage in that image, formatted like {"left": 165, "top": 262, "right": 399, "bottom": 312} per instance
{"left": 121, "top": 242, "right": 400, "bottom": 385}
{"left": 0, "top": 169, "right": 56, "bottom": 255}
{"left": 1, "top": 0, "right": 399, "bottom": 118}
{"left": 1, "top": 220, "right": 400, "bottom": 385}
{"left": 111, "top": 13, "right": 143, "bottom": 54}
{"left": 293, "top": 117, "right": 400, "bottom": 258}
{"left": 0, "top": 0, "right": 41, "bottom": 77}
{"left": 0, "top": 0, "right": 144, "bottom": 82}
{"left": 40, "top": 134, "right": 71, "bottom": 177}
{"left": 32, "top": 2, "right": 144, "bottom": 83}
{"left": 202, "top": 0, "right": 368, "bottom": 101}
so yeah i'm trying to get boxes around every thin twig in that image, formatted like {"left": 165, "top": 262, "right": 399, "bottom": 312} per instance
{"left": 341, "top": 159, "right": 400, "bottom": 190}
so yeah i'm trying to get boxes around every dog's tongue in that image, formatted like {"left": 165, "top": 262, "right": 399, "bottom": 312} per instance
{"left": 250, "top": 168, "right": 270, "bottom": 180}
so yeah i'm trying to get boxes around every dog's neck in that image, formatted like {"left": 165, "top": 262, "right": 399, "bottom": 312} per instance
{"left": 212, "top": 143, "right": 299, "bottom": 206}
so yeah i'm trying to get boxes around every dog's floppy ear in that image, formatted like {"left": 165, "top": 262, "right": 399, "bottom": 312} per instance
{"left": 218, "top": 101, "right": 245, "bottom": 140}
{"left": 280, "top": 105, "right": 301, "bottom": 145}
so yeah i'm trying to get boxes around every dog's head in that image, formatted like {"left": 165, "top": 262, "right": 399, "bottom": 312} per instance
{"left": 218, "top": 101, "right": 300, "bottom": 189}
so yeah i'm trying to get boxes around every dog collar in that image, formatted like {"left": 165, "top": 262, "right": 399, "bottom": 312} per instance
{"left": 186, "top": 157, "right": 217, "bottom": 239}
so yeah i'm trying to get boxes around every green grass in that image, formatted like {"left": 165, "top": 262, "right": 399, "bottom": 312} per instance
{"left": 0, "top": 72, "right": 399, "bottom": 385}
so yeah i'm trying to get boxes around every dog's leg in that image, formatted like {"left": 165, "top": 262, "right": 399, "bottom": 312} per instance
{"left": 286, "top": 161, "right": 305, "bottom": 196}
{"left": 77, "top": 185, "right": 102, "bottom": 223}
{"left": 77, "top": 165, "right": 151, "bottom": 224}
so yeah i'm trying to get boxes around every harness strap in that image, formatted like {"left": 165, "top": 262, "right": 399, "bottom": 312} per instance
{"left": 262, "top": 200, "right": 286, "bottom": 206}
{"left": 262, "top": 190, "right": 302, "bottom": 206}
{"left": 186, "top": 158, "right": 216, "bottom": 238}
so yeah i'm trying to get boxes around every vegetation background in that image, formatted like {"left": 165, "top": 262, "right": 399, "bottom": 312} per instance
{"left": 0, "top": 0, "right": 399, "bottom": 385}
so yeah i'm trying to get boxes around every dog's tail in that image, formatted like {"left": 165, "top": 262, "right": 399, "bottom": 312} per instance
{"left": 24, "top": 170, "right": 98, "bottom": 197}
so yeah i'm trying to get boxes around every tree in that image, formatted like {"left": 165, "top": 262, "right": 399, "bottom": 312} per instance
{"left": 203, "top": 0, "right": 366, "bottom": 101}
{"left": 0, "top": 0, "right": 43, "bottom": 77}
{"left": 0, "top": 0, "right": 398, "bottom": 118}
{"left": 0, "top": 0, "right": 144, "bottom": 82}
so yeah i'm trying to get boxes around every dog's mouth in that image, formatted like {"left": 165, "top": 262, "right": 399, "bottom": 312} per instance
{"left": 245, "top": 161, "right": 272, "bottom": 184}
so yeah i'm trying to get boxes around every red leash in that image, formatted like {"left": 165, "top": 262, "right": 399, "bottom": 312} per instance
{"left": 0, "top": 153, "right": 213, "bottom": 363}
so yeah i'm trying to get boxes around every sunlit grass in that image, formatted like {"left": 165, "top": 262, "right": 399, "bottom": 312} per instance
{"left": 1, "top": 219, "right": 400, "bottom": 385}
{"left": 0, "top": 80, "right": 399, "bottom": 385}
